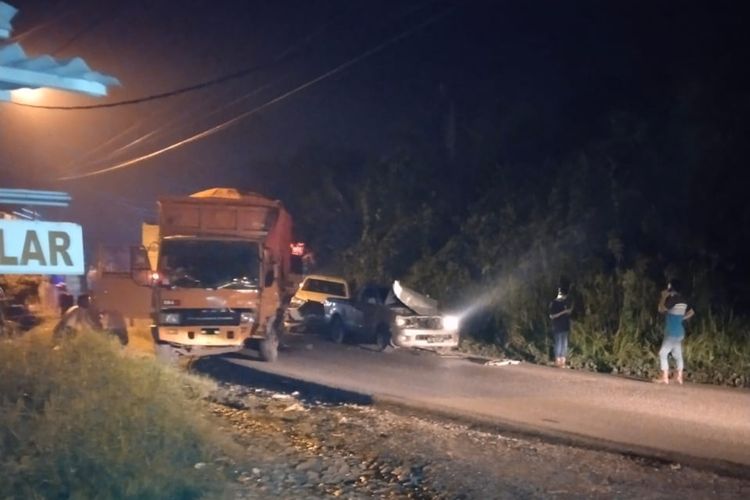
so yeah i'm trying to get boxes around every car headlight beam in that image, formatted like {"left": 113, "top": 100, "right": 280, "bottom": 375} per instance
{"left": 443, "top": 315, "right": 460, "bottom": 331}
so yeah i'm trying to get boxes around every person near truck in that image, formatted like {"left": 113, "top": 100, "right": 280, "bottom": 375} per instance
{"left": 548, "top": 285, "right": 573, "bottom": 368}
{"left": 56, "top": 283, "right": 74, "bottom": 317}
{"left": 53, "top": 294, "right": 101, "bottom": 340}
{"left": 655, "top": 278, "right": 694, "bottom": 385}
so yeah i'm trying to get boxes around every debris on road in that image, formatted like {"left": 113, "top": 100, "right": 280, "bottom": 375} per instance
{"left": 485, "top": 359, "right": 521, "bottom": 366}
{"left": 271, "top": 393, "right": 293, "bottom": 400}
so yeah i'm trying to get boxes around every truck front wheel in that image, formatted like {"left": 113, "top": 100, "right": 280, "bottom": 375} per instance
{"left": 155, "top": 343, "right": 180, "bottom": 364}
{"left": 259, "top": 326, "right": 279, "bottom": 362}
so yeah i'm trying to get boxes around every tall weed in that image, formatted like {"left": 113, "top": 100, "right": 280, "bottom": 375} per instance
{"left": 0, "top": 328, "right": 230, "bottom": 499}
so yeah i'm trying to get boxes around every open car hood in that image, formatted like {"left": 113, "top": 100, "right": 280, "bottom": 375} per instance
{"left": 392, "top": 280, "right": 439, "bottom": 315}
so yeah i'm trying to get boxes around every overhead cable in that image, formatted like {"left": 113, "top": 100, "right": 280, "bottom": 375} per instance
{"left": 57, "top": 8, "right": 453, "bottom": 181}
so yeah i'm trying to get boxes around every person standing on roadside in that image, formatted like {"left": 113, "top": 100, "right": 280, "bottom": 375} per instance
{"left": 655, "top": 278, "right": 695, "bottom": 384}
{"left": 53, "top": 294, "right": 101, "bottom": 340}
{"left": 57, "top": 283, "right": 74, "bottom": 317}
{"left": 549, "top": 285, "right": 573, "bottom": 368}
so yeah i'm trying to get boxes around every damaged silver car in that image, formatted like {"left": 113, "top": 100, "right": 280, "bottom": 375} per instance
{"left": 388, "top": 281, "right": 460, "bottom": 350}
{"left": 324, "top": 280, "right": 460, "bottom": 351}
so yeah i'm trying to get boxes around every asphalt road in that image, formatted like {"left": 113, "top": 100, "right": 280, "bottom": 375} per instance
{"left": 213, "top": 334, "right": 750, "bottom": 474}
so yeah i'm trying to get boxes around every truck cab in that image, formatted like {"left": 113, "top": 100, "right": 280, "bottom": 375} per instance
{"left": 141, "top": 188, "right": 292, "bottom": 362}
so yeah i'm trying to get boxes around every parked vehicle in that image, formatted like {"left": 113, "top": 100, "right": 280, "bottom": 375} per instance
{"left": 323, "top": 280, "right": 460, "bottom": 351}
{"left": 127, "top": 188, "right": 294, "bottom": 362}
{"left": 89, "top": 244, "right": 151, "bottom": 342}
{"left": 284, "top": 274, "right": 350, "bottom": 333}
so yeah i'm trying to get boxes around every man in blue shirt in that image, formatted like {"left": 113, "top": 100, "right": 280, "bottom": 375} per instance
{"left": 655, "top": 279, "right": 694, "bottom": 384}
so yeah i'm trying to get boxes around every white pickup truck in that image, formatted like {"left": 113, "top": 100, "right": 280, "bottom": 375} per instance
{"left": 323, "top": 281, "right": 460, "bottom": 352}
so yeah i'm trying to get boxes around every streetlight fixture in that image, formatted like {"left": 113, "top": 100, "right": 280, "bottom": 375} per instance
{"left": 0, "top": 1, "right": 119, "bottom": 101}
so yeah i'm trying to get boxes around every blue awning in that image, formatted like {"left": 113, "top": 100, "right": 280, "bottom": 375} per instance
{"left": 0, "top": 1, "right": 14, "bottom": 39}
{"left": 0, "top": 188, "right": 72, "bottom": 207}
{"left": 0, "top": 1, "right": 119, "bottom": 101}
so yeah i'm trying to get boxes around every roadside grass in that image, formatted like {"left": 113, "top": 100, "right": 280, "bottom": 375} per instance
{"left": 460, "top": 314, "right": 750, "bottom": 387}
{"left": 0, "top": 325, "right": 236, "bottom": 499}
{"left": 452, "top": 314, "right": 746, "bottom": 388}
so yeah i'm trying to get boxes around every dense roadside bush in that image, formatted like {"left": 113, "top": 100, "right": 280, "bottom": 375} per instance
{"left": 441, "top": 264, "right": 750, "bottom": 387}
{"left": 326, "top": 144, "right": 750, "bottom": 387}
{"left": 0, "top": 328, "right": 231, "bottom": 499}
{"left": 267, "top": 36, "right": 750, "bottom": 389}
{"left": 0, "top": 275, "right": 42, "bottom": 304}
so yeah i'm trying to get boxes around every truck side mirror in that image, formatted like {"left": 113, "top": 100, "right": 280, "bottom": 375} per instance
{"left": 130, "top": 245, "right": 152, "bottom": 287}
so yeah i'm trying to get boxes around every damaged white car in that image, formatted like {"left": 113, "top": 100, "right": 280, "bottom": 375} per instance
{"left": 389, "top": 281, "right": 460, "bottom": 350}
{"left": 324, "top": 280, "right": 460, "bottom": 351}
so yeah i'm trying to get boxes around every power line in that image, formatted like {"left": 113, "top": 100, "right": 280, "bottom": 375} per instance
{"left": 50, "top": 9, "right": 113, "bottom": 56}
{"left": 6, "top": 1, "right": 442, "bottom": 112}
{"left": 57, "top": 12, "right": 329, "bottom": 172}
{"left": 7, "top": 0, "right": 73, "bottom": 43}
{"left": 5, "top": 0, "right": 349, "bottom": 111}
{"left": 7, "top": 54, "right": 295, "bottom": 110}
{"left": 44, "top": 6, "right": 347, "bottom": 175}
{"left": 83, "top": 81, "right": 275, "bottom": 165}
{"left": 57, "top": 8, "right": 453, "bottom": 182}
{"left": 56, "top": 13, "right": 329, "bottom": 173}
{"left": 11, "top": 61, "right": 294, "bottom": 110}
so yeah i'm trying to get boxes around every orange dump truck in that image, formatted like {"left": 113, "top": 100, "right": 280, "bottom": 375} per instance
{"left": 138, "top": 188, "right": 293, "bottom": 362}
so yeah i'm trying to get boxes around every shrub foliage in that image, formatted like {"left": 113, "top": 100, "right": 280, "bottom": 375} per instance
{"left": 0, "top": 329, "right": 228, "bottom": 499}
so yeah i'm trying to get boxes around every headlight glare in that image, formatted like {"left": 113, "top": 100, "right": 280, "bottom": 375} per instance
{"left": 443, "top": 315, "right": 460, "bottom": 331}
{"left": 159, "top": 312, "right": 180, "bottom": 325}
{"left": 240, "top": 312, "right": 256, "bottom": 324}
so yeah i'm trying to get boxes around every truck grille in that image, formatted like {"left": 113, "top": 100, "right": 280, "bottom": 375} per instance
{"left": 164, "top": 308, "right": 242, "bottom": 326}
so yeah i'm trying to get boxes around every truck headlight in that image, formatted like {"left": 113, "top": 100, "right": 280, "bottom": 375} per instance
{"left": 240, "top": 312, "right": 256, "bottom": 324}
{"left": 395, "top": 316, "right": 407, "bottom": 327}
{"left": 290, "top": 297, "right": 305, "bottom": 308}
{"left": 159, "top": 312, "right": 180, "bottom": 325}
{"left": 443, "top": 315, "right": 460, "bottom": 330}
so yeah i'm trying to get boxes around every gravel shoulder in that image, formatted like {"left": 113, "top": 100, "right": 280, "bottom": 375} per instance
{"left": 124, "top": 326, "right": 750, "bottom": 497}
{"left": 208, "top": 383, "right": 750, "bottom": 499}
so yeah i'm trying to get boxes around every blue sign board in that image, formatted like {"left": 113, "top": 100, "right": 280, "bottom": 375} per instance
{"left": 0, "top": 219, "right": 84, "bottom": 275}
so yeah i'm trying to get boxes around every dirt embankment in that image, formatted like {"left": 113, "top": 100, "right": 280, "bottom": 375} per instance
{"left": 207, "top": 383, "right": 750, "bottom": 499}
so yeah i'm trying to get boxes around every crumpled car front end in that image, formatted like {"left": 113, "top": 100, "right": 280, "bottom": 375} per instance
{"left": 392, "top": 314, "right": 460, "bottom": 348}
{"left": 389, "top": 281, "right": 460, "bottom": 349}
{"left": 284, "top": 298, "right": 324, "bottom": 332}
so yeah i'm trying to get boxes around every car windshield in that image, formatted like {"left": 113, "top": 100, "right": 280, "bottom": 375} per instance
{"left": 302, "top": 278, "right": 346, "bottom": 297}
{"left": 159, "top": 239, "right": 260, "bottom": 289}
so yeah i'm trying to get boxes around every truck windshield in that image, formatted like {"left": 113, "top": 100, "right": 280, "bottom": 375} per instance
{"left": 159, "top": 239, "right": 260, "bottom": 289}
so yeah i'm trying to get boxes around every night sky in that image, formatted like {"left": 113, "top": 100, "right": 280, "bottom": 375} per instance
{"left": 1, "top": 0, "right": 747, "bottom": 250}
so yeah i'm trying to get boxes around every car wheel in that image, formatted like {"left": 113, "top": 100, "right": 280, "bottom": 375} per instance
{"left": 376, "top": 324, "right": 391, "bottom": 352}
{"left": 330, "top": 316, "right": 346, "bottom": 344}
